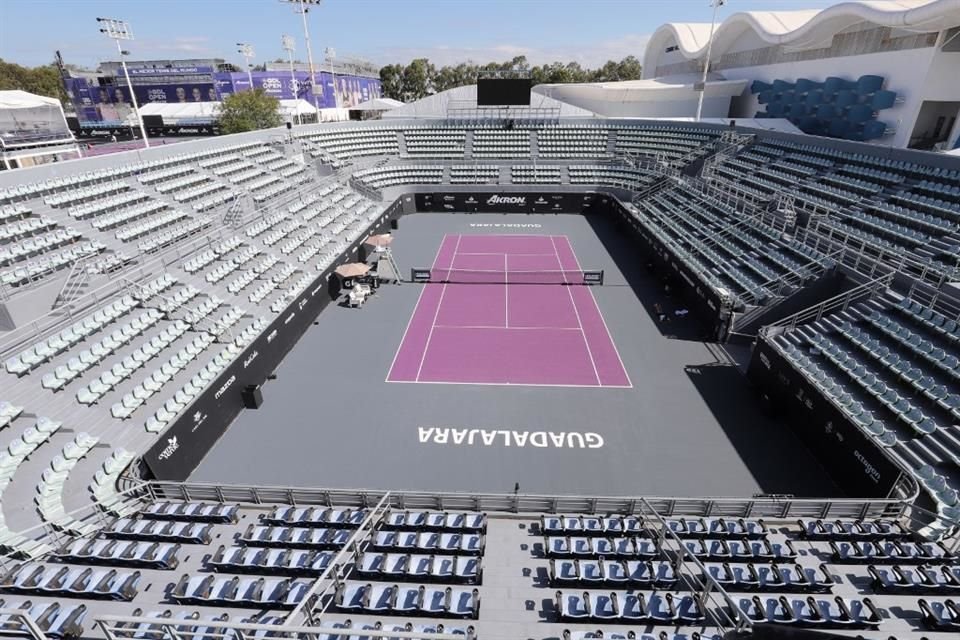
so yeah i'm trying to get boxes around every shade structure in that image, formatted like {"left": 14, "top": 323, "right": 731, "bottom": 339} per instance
{"left": 335, "top": 262, "right": 371, "bottom": 278}
{"left": 363, "top": 233, "right": 393, "bottom": 248}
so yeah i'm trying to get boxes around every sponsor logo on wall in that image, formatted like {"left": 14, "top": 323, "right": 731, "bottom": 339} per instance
{"left": 214, "top": 375, "right": 236, "bottom": 400}
{"left": 486, "top": 195, "right": 526, "bottom": 205}
{"left": 158, "top": 436, "right": 180, "bottom": 461}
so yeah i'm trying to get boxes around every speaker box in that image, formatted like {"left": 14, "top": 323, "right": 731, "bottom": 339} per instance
{"left": 390, "top": 218, "right": 399, "bottom": 230}
{"left": 242, "top": 384, "right": 263, "bottom": 409}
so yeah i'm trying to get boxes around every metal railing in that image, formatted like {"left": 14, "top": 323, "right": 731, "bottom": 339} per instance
{"left": 758, "top": 271, "right": 895, "bottom": 334}
{"left": 285, "top": 492, "right": 392, "bottom": 626}
{"left": 142, "top": 480, "right": 912, "bottom": 521}
{"left": 639, "top": 498, "right": 750, "bottom": 634}
{"left": 96, "top": 616, "right": 473, "bottom": 640}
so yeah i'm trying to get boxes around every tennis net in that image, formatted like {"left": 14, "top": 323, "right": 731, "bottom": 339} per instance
{"left": 411, "top": 268, "right": 604, "bottom": 285}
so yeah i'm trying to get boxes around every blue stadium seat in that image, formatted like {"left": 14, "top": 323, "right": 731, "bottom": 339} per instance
{"left": 757, "top": 91, "right": 775, "bottom": 105}
{"left": 871, "top": 90, "right": 897, "bottom": 111}
{"left": 857, "top": 74, "right": 885, "bottom": 94}
{"left": 848, "top": 104, "right": 874, "bottom": 123}
{"left": 805, "top": 90, "right": 824, "bottom": 106}
{"left": 751, "top": 80, "right": 773, "bottom": 94}
{"left": 816, "top": 104, "right": 837, "bottom": 119}
{"left": 828, "top": 119, "right": 850, "bottom": 138}
{"left": 772, "top": 79, "right": 793, "bottom": 92}
{"left": 863, "top": 120, "right": 888, "bottom": 140}
{"left": 835, "top": 91, "right": 857, "bottom": 109}
{"left": 824, "top": 76, "right": 850, "bottom": 94}
{"left": 767, "top": 102, "right": 786, "bottom": 117}
{"left": 795, "top": 78, "right": 816, "bottom": 93}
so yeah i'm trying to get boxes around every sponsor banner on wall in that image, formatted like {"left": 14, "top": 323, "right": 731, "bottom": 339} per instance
{"left": 65, "top": 71, "right": 383, "bottom": 125}
{"left": 747, "top": 339, "right": 901, "bottom": 496}
{"left": 416, "top": 192, "right": 604, "bottom": 215}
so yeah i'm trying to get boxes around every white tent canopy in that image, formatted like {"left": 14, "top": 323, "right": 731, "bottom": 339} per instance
{"left": 279, "top": 99, "right": 318, "bottom": 117}
{"left": 0, "top": 90, "right": 61, "bottom": 110}
{"left": 351, "top": 97, "right": 404, "bottom": 112}
{"left": 0, "top": 90, "right": 73, "bottom": 147}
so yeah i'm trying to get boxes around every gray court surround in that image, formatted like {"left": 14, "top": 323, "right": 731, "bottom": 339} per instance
{"left": 190, "top": 212, "right": 839, "bottom": 497}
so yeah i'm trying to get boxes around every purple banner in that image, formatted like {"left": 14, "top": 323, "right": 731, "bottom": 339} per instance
{"left": 127, "top": 66, "right": 213, "bottom": 76}
{"left": 65, "top": 70, "right": 382, "bottom": 124}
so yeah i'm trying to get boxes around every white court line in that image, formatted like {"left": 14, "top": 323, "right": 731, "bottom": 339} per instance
{"left": 557, "top": 234, "right": 634, "bottom": 389}
{"left": 504, "top": 253, "right": 509, "bottom": 328}
{"left": 386, "top": 378, "right": 633, "bottom": 389}
{"left": 414, "top": 234, "right": 462, "bottom": 381}
{"left": 455, "top": 252, "right": 557, "bottom": 257}
{"left": 385, "top": 233, "right": 455, "bottom": 382}
{"left": 433, "top": 325, "right": 582, "bottom": 331}
{"left": 551, "top": 235, "right": 601, "bottom": 386}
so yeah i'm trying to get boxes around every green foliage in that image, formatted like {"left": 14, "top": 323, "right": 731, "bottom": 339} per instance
{"left": 217, "top": 88, "right": 283, "bottom": 134}
{"left": 378, "top": 55, "right": 643, "bottom": 101}
{"left": 0, "top": 59, "right": 67, "bottom": 104}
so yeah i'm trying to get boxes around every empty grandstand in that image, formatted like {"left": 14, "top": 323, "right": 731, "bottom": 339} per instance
{"left": 0, "top": 2, "right": 959, "bottom": 639}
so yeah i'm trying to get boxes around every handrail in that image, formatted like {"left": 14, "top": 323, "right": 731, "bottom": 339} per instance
{"left": 284, "top": 492, "right": 392, "bottom": 626}
{"left": 639, "top": 498, "right": 750, "bottom": 633}
{"left": 143, "top": 479, "right": 914, "bottom": 520}
{"left": 759, "top": 271, "right": 895, "bottom": 333}
{"left": 96, "top": 616, "right": 471, "bottom": 640}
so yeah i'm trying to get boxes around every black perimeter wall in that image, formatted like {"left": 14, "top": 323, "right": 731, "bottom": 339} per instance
{"left": 747, "top": 335, "right": 903, "bottom": 497}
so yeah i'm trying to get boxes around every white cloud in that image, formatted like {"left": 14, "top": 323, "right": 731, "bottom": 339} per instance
{"left": 373, "top": 34, "right": 651, "bottom": 70}
{"left": 133, "top": 36, "right": 215, "bottom": 57}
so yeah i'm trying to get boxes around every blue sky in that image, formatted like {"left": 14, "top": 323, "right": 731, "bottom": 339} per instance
{"left": 1, "top": 0, "right": 840, "bottom": 70}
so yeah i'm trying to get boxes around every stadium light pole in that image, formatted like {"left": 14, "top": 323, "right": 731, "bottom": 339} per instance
{"left": 281, "top": 34, "right": 302, "bottom": 126}
{"left": 325, "top": 46, "right": 339, "bottom": 111}
{"left": 280, "top": 0, "right": 323, "bottom": 119}
{"left": 96, "top": 17, "right": 149, "bottom": 148}
{"left": 695, "top": 0, "right": 725, "bottom": 122}
{"left": 236, "top": 43, "right": 256, "bottom": 90}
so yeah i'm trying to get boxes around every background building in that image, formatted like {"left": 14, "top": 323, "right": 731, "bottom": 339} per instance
{"left": 642, "top": 0, "right": 960, "bottom": 149}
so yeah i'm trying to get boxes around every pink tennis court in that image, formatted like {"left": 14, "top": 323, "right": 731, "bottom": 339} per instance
{"left": 387, "top": 234, "right": 631, "bottom": 387}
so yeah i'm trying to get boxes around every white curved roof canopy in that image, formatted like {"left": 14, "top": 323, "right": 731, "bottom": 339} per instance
{"left": 643, "top": 0, "right": 960, "bottom": 78}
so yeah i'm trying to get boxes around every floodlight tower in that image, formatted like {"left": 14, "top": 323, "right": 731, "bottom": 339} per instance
{"left": 236, "top": 43, "right": 256, "bottom": 90}
{"left": 695, "top": 0, "right": 726, "bottom": 122}
{"left": 282, "top": 35, "right": 302, "bottom": 125}
{"left": 325, "top": 46, "right": 340, "bottom": 111}
{"left": 279, "top": 0, "right": 323, "bottom": 116}
{"left": 96, "top": 17, "right": 149, "bottom": 147}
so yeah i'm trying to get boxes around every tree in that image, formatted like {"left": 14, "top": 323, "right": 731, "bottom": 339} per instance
{"left": 0, "top": 59, "right": 67, "bottom": 104}
{"left": 379, "top": 64, "right": 404, "bottom": 101}
{"left": 400, "top": 58, "right": 434, "bottom": 101}
{"left": 217, "top": 89, "right": 282, "bottom": 134}
{"left": 378, "top": 55, "right": 642, "bottom": 96}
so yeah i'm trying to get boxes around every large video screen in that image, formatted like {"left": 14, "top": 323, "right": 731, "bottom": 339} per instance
{"left": 477, "top": 78, "right": 531, "bottom": 106}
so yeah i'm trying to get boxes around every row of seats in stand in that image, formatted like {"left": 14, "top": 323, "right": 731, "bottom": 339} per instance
{"left": 54, "top": 539, "right": 181, "bottom": 570}
{"left": 0, "top": 599, "right": 86, "bottom": 639}
{"left": 0, "top": 240, "right": 106, "bottom": 288}
{"left": 169, "top": 573, "right": 310, "bottom": 608}
{"left": 4, "top": 284, "right": 138, "bottom": 376}
{"left": 732, "top": 594, "right": 881, "bottom": 628}
{"left": 556, "top": 590, "right": 704, "bottom": 625}
{"left": 0, "top": 227, "right": 82, "bottom": 264}
{"left": 0, "top": 563, "right": 140, "bottom": 601}
{"left": 299, "top": 128, "right": 400, "bottom": 160}
{"left": 541, "top": 514, "right": 767, "bottom": 538}
{"left": 352, "top": 165, "right": 445, "bottom": 188}
{"left": 0, "top": 418, "right": 62, "bottom": 557}
{"left": 34, "top": 433, "right": 100, "bottom": 535}
{"left": 356, "top": 552, "right": 481, "bottom": 584}
{"left": 511, "top": 165, "right": 562, "bottom": 184}
{"left": 869, "top": 564, "right": 960, "bottom": 594}
{"left": 335, "top": 582, "right": 480, "bottom": 619}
